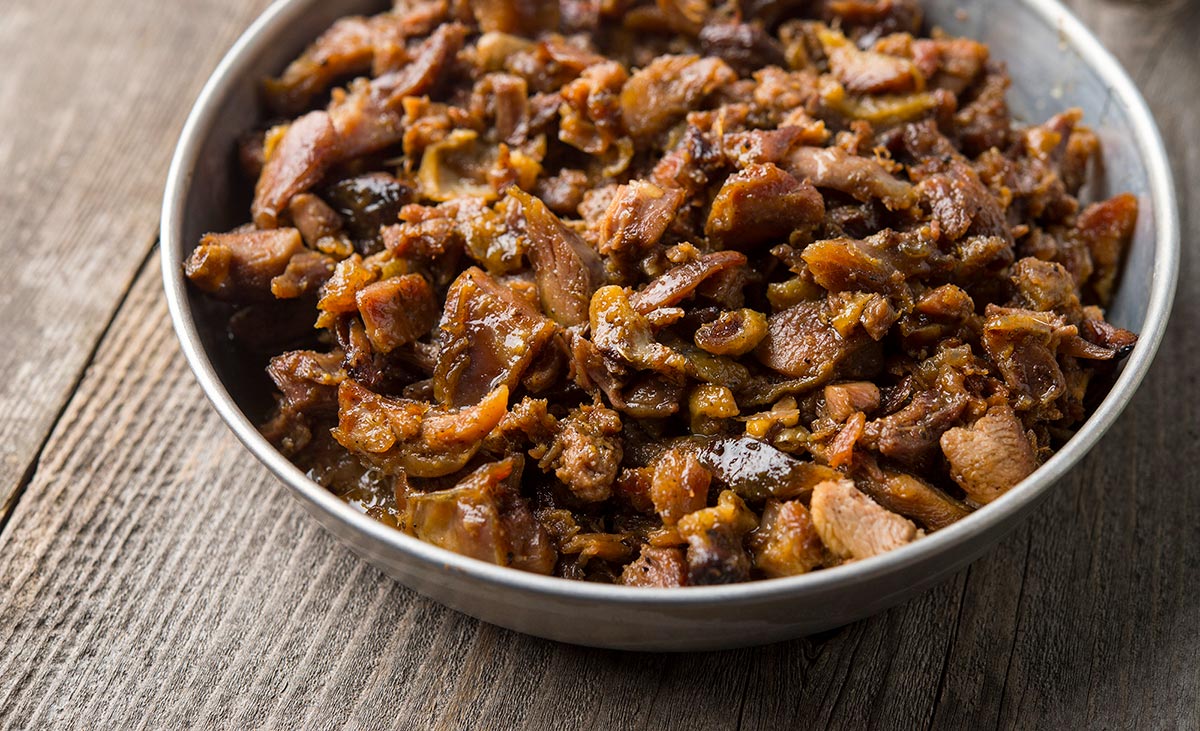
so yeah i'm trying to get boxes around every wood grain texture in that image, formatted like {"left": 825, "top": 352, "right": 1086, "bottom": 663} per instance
{"left": 0, "top": 0, "right": 276, "bottom": 520}
{"left": 1, "top": 0, "right": 1198, "bottom": 728}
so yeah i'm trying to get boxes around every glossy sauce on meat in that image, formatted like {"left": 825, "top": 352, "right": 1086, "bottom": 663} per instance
{"left": 188, "top": 0, "right": 1140, "bottom": 585}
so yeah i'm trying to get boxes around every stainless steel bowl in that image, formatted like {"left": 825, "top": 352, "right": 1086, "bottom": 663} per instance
{"left": 162, "top": 0, "right": 1179, "bottom": 651}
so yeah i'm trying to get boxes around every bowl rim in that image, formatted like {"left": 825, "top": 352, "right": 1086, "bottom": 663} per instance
{"left": 162, "top": 0, "right": 1180, "bottom": 607}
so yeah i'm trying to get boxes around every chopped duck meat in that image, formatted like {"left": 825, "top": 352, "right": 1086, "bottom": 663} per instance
{"left": 619, "top": 545, "right": 688, "bottom": 587}
{"left": 749, "top": 499, "right": 826, "bottom": 578}
{"left": 677, "top": 490, "right": 757, "bottom": 585}
{"left": 406, "top": 456, "right": 557, "bottom": 574}
{"left": 810, "top": 478, "right": 921, "bottom": 561}
{"left": 189, "top": 1, "right": 1141, "bottom": 584}
{"left": 940, "top": 405, "right": 1039, "bottom": 504}
{"left": 434, "top": 267, "right": 557, "bottom": 408}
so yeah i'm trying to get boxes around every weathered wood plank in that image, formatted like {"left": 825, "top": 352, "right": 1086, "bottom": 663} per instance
{"left": 0, "top": 0, "right": 276, "bottom": 521}
{"left": 0, "top": 0, "right": 1197, "bottom": 728}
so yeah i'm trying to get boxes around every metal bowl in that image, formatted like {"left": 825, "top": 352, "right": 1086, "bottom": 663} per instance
{"left": 162, "top": 0, "right": 1179, "bottom": 651}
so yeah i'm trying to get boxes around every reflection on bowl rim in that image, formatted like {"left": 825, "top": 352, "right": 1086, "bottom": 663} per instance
{"left": 161, "top": 0, "right": 1179, "bottom": 607}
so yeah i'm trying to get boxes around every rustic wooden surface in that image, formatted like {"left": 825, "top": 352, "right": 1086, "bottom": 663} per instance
{"left": 0, "top": 0, "right": 1196, "bottom": 728}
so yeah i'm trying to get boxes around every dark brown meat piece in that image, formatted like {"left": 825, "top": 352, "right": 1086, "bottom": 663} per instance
{"left": 693, "top": 436, "right": 840, "bottom": 501}
{"left": 434, "top": 267, "right": 557, "bottom": 408}
{"left": 539, "top": 403, "right": 624, "bottom": 502}
{"left": 705, "top": 163, "right": 824, "bottom": 249}
{"left": 598, "top": 181, "right": 687, "bottom": 255}
{"left": 355, "top": 274, "right": 439, "bottom": 353}
{"left": 810, "top": 478, "right": 921, "bottom": 561}
{"left": 980, "top": 305, "right": 1072, "bottom": 413}
{"left": 677, "top": 490, "right": 757, "bottom": 585}
{"left": 852, "top": 457, "right": 971, "bottom": 531}
{"left": 862, "top": 387, "right": 969, "bottom": 467}
{"left": 185, "top": 228, "right": 304, "bottom": 302}
{"left": 698, "top": 23, "right": 786, "bottom": 75}
{"left": 268, "top": 349, "right": 346, "bottom": 418}
{"left": 324, "top": 173, "right": 415, "bottom": 250}
{"left": 1072, "top": 193, "right": 1138, "bottom": 303}
{"left": 471, "top": 0, "right": 558, "bottom": 34}
{"left": 940, "top": 405, "right": 1039, "bottom": 504}
{"left": 631, "top": 250, "right": 748, "bottom": 314}
{"left": 508, "top": 188, "right": 605, "bottom": 328}
{"left": 406, "top": 456, "right": 557, "bottom": 574}
{"left": 755, "top": 300, "right": 881, "bottom": 386}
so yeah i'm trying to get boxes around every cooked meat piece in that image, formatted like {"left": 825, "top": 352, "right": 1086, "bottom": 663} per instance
{"left": 559, "top": 61, "right": 628, "bottom": 155}
{"left": 677, "top": 490, "right": 757, "bottom": 585}
{"left": 598, "top": 181, "right": 688, "bottom": 255}
{"left": 810, "top": 478, "right": 920, "bottom": 561}
{"left": 288, "top": 193, "right": 344, "bottom": 246}
{"left": 980, "top": 305, "right": 1072, "bottom": 412}
{"left": 508, "top": 188, "right": 605, "bottom": 328}
{"left": 252, "top": 112, "right": 339, "bottom": 229}
{"left": 267, "top": 349, "right": 346, "bottom": 417}
{"left": 749, "top": 499, "right": 826, "bottom": 578}
{"left": 333, "top": 379, "right": 510, "bottom": 477}
{"left": 694, "top": 308, "right": 768, "bottom": 356}
{"left": 270, "top": 250, "right": 336, "bottom": 300}
{"left": 824, "top": 381, "right": 880, "bottom": 422}
{"left": 434, "top": 267, "right": 557, "bottom": 408}
{"left": 940, "top": 405, "right": 1039, "bottom": 504}
{"left": 619, "top": 55, "right": 737, "bottom": 140}
{"left": 355, "top": 274, "right": 439, "bottom": 353}
{"left": 471, "top": 0, "right": 558, "bottom": 34}
{"left": 862, "top": 388, "right": 969, "bottom": 467}
{"left": 910, "top": 37, "right": 988, "bottom": 95}
{"left": 698, "top": 22, "right": 786, "bottom": 75}
{"left": 755, "top": 300, "right": 881, "bottom": 386}
{"left": 1010, "top": 257, "right": 1082, "bottom": 319}
{"left": 264, "top": 16, "right": 377, "bottom": 116}
{"left": 619, "top": 545, "right": 688, "bottom": 587}
{"left": 650, "top": 448, "right": 711, "bottom": 525}
{"left": 705, "top": 163, "right": 824, "bottom": 249}
{"left": 784, "top": 146, "right": 917, "bottom": 210}
{"left": 185, "top": 228, "right": 304, "bottom": 302}
{"left": 372, "top": 23, "right": 467, "bottom": 108}
{"left": 825, "top": 0, "right": 922, "bottom": 40}
{"left": 406, "top": 456, "right": 556, "bottom": 574}
{"left": 852, "top": 457, "right": 971, "bottom": 530}
{"left": 1080, "top": 306, "right": 1138, "bottom": 356}
{"left": 539, "top": 403, "right": 624, "bottom": 502}
{"left": 630, "top": 250, "right": 748, "bottom": 314}
{"left": 1072, "top": 193, "right": 1138, "bottom": 303}
{"left": 590, "top": 285, "right": 688, "bottom": 374}
{"left": 694, "top": 436, "right": 840, "bottom": 501}
{"left": 818, "top": 25, "right": 922, "bottom": 94}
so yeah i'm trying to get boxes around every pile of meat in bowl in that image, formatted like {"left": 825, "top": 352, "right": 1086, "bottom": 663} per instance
{"left": 184, "top": 0, "right": 1139, "bottom": 587}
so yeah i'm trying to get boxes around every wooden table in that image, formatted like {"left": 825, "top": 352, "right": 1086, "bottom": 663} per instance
{"left": 1, "top": 1, "right": 1195, "bottom": 727}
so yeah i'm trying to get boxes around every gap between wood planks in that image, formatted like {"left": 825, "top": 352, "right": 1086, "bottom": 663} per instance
{"left": 0, "top": 243, "right": 159, "bottom": 538}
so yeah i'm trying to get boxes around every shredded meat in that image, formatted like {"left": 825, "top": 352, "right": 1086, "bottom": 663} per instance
{"left": 188, "top": 0, "right": 1140, "bottom": 584}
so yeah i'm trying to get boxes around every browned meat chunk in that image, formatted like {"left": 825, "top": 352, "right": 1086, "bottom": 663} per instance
{"left": 981, "top": 305, "right": 1072, "bottom": 412}
{"left": 650, "top": 448, "right": 711, "bottom": 525}
{"left": 755, "top": 300, "right": 880, "bottom": 385}
{"left": 270, "top": 250, "right": 336, "bottom": 300}
{"left": 434, "top": 267, "right": 557, "bottom": 408}
{"left": 267, "top": 349, "right": 346, "bottom": 418}
{"left": 355, "top": 274, "right": 438, "bottom": 353}
{"left": 620, "top": 55, "right": 737, "bottom": 139}
{"left": 288, "top": 193, "right": 344, "bottom": 246}
{"left": 253, "top": 112, "right": 339, "bottom": 229}
{"left": 406, "top": 456, "right": 556, "bottom": 574}
{"left": 539, "top": 404, "right": 624, "bottom": 502}
{"left": 694, "top": 309, "right": 768, "bottom": 356}
{"left": 819, "top": 26, "right": 922, "bottom": 94}
{"left": 824, "top": 381, "right": 881, "bottom": 422}
{"left": 508, "top": 188, "right": 604, "bottom": 328}
{"left": 630, "top": 250, "right": 748, "bottom": 314}
{"left": 471, "top": 0, "right": 558, "bottom": 34}
{"left": 862, "top": 387, "right": 969, "bottom": 467}
{"left": 598, "top": 181, "right": 687, "bottom": 255}
{"left": 619, "top": 546, "right": 688, "bottom": 587}
{"left": 185, "top": 228, "right": 304, "bottom": 302}
{"left": 784, "top": 146, "right": 917, "bottom": 210}
{"left": 264, "top": 16, "right": 376, "bottom": 115}
{"left": 1072, "top": 193, "right": 1138, "bottom": 303}
{"left": 940, "top": 406, "right": 1039, "bottom": 504}
{"left": 810, "top": 478, "right": 920, "bottom": 561}
{"left": 852, "top": 458, "right": 971, "bottom": 530}
{"left": 590, "top": 285, "right": 688, "bottom": 374}
{"left": 705, "top": 163, "right": 824, "bottom": 249}
{"left": 749, "top": 499, "right": 826, "bottom": 578}
{"left": 677, "top": 490, "right": 757, "bottom": 585}
{"left": 333, "top": 379, "right": 510, "bottom": 477}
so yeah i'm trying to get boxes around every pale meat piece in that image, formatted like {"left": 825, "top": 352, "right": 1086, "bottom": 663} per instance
{"left": 619, "top": 546, "right": 688, "bottom": 587}
{"left": 940, "top": 405, "right": 1039, "bottom": 504}
{"left": 784, "top": 146, "right": 917, "bottom": 211}
{"left": 810, "top": 478, "right": 921, "bottom": 561}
